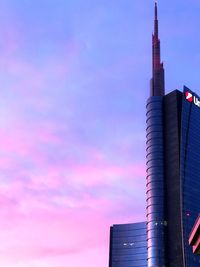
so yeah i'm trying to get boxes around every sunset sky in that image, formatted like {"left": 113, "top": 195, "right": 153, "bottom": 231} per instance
{"left": 0, "top": 1, "right": 200, "bottom": 266}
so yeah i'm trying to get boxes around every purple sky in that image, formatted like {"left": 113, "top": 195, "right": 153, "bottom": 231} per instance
{"left": 1, "top": 1, "right": 200, "bottom": 266}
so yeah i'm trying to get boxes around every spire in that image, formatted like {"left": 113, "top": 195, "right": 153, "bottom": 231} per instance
{"left": 154, "top": 2, "right": 158, "bottom": 37}
{"left": 150, "top": 2, "right": 165, "bottom": 96}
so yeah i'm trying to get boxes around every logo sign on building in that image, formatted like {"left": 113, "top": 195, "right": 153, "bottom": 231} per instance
{"left": 185, "top": 91, "right": 200, "bottom": 108}
{"left": 185, "top": 92, "right": 193, "bottom": 102}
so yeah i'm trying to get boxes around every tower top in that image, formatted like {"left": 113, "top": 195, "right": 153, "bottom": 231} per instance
{"left": 150, "top": 3, "right": 165, "bottom": 96}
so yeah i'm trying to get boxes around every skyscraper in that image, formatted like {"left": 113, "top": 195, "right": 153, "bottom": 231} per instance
{"left": 109, "top": 4, "right": 200, "bottom": 267}
{"left": 146, "top": 3, "right": 166, "bottom": 266}
{"left": 147, "top": 3, "right": 200, "bottom": 267}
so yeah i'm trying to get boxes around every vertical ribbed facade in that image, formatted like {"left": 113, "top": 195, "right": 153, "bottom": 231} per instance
{"left": 146, "top": 96, "right": 167, "bottom": 266}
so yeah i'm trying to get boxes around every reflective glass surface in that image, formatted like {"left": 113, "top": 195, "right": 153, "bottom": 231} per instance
{"left": 109, "top": 222, "right": 147, "bottom": 267}
{"left": 180, "top": 87, "right": 200, "bottom": 266}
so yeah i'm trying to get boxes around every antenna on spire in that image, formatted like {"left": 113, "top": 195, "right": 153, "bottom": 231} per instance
{"left": 155, "top": 2, "right": 158, "bottom": 20}
{"left": 154, "top": 2, "right": 158, "bottom": 37}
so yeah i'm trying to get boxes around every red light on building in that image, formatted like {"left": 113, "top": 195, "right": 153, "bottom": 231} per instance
{"left": 189, "top": 214, "right": 200, "bottom": 255}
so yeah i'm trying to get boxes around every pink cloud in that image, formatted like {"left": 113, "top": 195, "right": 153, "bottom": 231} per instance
{"left": 0, "top": 201, "right": 112, "bottom": 263}
{"left": 0, "top": 144, "right": 145, "bottom": 265}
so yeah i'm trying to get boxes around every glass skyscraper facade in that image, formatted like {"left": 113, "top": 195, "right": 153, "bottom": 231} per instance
{"left": 109, "top": 4, "right": 200, "bottom": 267}
{"left": 109, "top": 222, "right": 147, "bottom": 267}
{"left": 179, "top": 87, "right": 200, "bottom": 266}
{"left": 152, "top": 87, "right": 200, "bottom": 267}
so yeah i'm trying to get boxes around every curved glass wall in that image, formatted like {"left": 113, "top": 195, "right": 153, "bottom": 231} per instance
{"left": 146, "top": 96, "right": 167, "bottom": 267}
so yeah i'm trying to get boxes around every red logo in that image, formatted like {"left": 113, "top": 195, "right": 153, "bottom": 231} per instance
{"left": 185, "top": 91, "right": 193, "bottom": 102}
